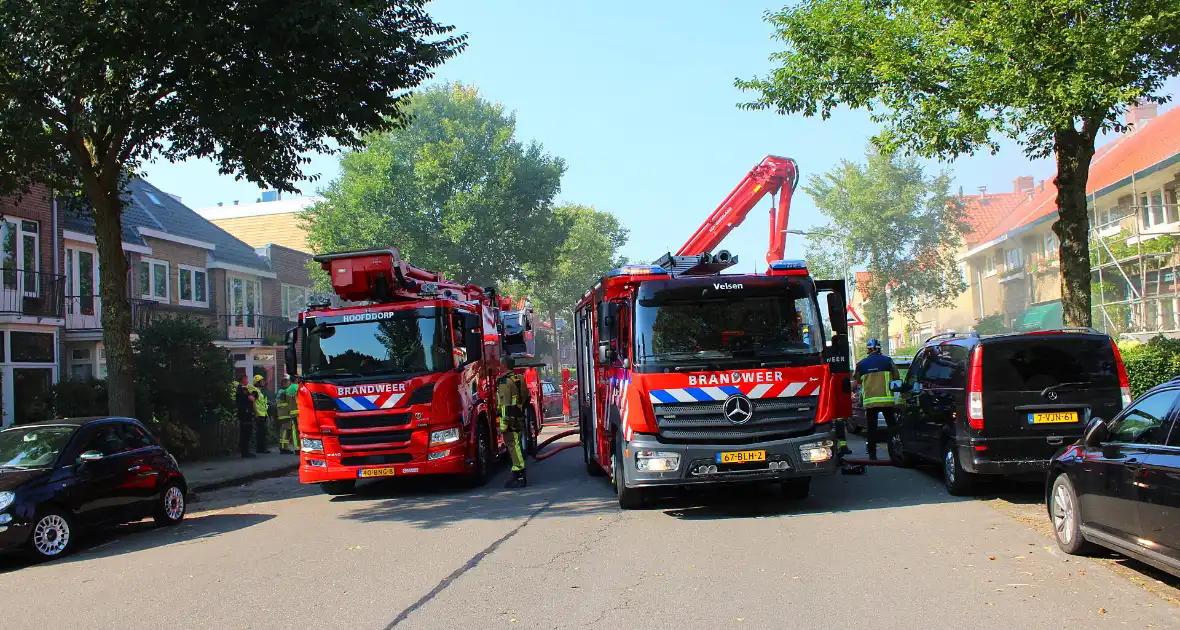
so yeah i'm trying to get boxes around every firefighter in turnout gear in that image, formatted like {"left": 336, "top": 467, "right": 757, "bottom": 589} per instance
{"left": 276, "top": 375, "right": 299, "bottom": 454}
{"left": 496, "top": 370, "right": 530, "bottom": 488}
{"left": 853, "top": 338, "right": 900, "bottom": 460}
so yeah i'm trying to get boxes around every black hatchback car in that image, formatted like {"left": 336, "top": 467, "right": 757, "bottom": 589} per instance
{"left": 0, "top": 417, "right": 188, "bottom": 560}
{"left": 888, "top": 329, "right": 1130, "bottom": 495}
{"left": 1047, "top": 379, "right": 1180, "bottom": 577}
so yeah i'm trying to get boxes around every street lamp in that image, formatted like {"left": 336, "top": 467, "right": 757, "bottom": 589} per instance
{"left": 784, "top": 228, "right": 856, "bottom": 362}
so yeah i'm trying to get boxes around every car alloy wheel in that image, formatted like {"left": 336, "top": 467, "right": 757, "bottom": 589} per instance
{"left": 943, "top": 449, "right": 956, "bottom": 486}
{"left": 165, "top": 486, "right": 186, "bottom": 521}
{"left": 1051, "top": 482, "right": 1075, "bottom": 546}
{"left": 32, "top": 513, "right": 71, "bottom": 558}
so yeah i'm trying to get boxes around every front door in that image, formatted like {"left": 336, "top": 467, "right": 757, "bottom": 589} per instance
{"left": 65, "top": 246, "right": 100, "bottom": 329}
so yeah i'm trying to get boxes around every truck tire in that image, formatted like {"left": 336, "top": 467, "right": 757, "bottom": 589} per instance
{"left": 780, "top": 477, "right": 810, "bottom": 500}
{"left": 613, "top": 438, "right": 646, "bottom": 509}
{"left": 465, "top": 421, "right": 492, "bottom": 487}
{"left": 320, "top": 480, "right": 356, "bottom": 496}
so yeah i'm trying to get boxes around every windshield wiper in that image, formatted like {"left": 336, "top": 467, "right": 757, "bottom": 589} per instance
{"left": 1041, "top": 381, "right": 1092, "bottom": 396}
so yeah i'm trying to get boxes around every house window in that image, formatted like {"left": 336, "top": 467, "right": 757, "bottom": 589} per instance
{"left": 1044, "top": 233, "right": 1058, "bottom": 260}
{"left": 983, "top": 255, "right": 996, "bottom": 277}
{"left": 1, "top": 219, "right": 39, "bottom": 296}
{"left": 178, "top": 265, "right": 208, "bottom": 306}
{"left": 281, "top": 285, "right": 308, "bottom": 319}
{"left": 70, "top": 347, "right": 93, "bottom": 380}
{"left": 138, "top": 258, "right": 169, "bottom": 301}
{"left": 228, "top": 275, "right": 262, "bottom": 326}
{"left": 1005, "top": 248, "right": 1024, "bottom": 272}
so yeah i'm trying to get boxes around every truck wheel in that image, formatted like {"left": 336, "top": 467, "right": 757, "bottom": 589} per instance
{"left": 780, "top": 477, "right": 810, "bottom": 500}
{"left": 613, "top": 438, "right": 646, "bottom": 509}
{"left": 466, "top": 422, "right": 492, "bottom": 487}
{"left": 320, "top": 480, "right": 356, "bottom": 496}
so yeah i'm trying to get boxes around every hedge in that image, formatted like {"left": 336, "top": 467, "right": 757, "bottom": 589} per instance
{"left": 1118, "top": 336, "right": 1180, "bottom": 399}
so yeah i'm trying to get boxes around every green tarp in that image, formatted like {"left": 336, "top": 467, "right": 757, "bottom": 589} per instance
{"left": 1014, "top": 301, "right": 1063, "bottom": 331}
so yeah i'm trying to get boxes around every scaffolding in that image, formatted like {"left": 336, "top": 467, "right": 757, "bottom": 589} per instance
{"left": 1090, "top": 203, "right": 1180, "bottom": 340}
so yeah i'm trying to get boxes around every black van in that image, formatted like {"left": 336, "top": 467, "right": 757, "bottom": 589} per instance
{"left": 888, "top": 329, "right": 1132, "bottom": 495}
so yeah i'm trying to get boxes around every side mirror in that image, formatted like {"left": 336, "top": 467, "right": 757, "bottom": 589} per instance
{"left": 284, "top": 327, "right": 298, "bottom": 380}
{"left": 1084, "top": 417, "right": 1110, "bottom": 447}
{"left": 827, "top": 292, "right": 848, "bottom": 336}
{"left": 598, "top": 302, "right": 619, "bottom": 341}
{"left": 889, "top": 379, "right": 905, "bottom": 393}
{"left": 78, "top": 450, "right": 104, "bottom": 464}
{"left": 597, "top": 342, "right": 615, "bottom": 364}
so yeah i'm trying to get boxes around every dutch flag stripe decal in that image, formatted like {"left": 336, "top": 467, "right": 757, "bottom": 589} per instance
{"left": 647, "top": 381, "right": 820, "bottom": 403}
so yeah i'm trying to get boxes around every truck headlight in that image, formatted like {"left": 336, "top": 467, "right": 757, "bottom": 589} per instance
{"left": 301, "top": 438, "right": 324, "bottom": 453}
{"left": 430, "top": 427, "right": 462, "bottom": 446}
{"left": 635, "top": 450, "right": 680, "bottom": 472}
{"left": 800, "top": 440, "right": 833, "bottom": 463}
{"left": 0, "top": 491, "right": 13, "bottom": 512}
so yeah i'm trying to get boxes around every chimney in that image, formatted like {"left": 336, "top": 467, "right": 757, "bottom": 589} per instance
{"left": 1127, "top": 103, "right": 1159, "bottom": 129}
{"left": 217, "top": 202, "right": 223, "bottom": 207}
{"left": 977, "top": 185, "right": 987, "bottom": 200}
{"left": 233, "top": 200, "right": 239, "bottom": 206}
{"left": 1013, "top": 176, "right": 1034, "bottom": 194}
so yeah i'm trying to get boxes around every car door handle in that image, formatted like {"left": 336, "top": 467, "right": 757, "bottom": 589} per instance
{"left": 128, "top": 465, "right": 156, "bottom": 475}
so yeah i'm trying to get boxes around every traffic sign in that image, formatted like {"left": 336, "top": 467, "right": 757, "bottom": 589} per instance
{"left": 847, "top": 305, "right": 864, "bottom": 326}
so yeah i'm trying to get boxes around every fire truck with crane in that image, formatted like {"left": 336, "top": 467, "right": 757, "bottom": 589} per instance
{"left": 283, "top": 248, "right": 544, "bottom": 495}
{"left": 572, "top": 155, "right": 854, "bottom": 508}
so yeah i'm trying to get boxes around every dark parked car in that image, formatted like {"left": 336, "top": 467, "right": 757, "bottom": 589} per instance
{"left": 0, "top": 417, "right": 188, "bottom": 560}
{"left": 541, "top": 380, "right": 563, "bottom": 418}
{"left": 888, "top": 329, "right": 1130, "bottom": 495}
{"left": 848, "top": 354, "right": 912, "bottom": 434}
{"left": 1047, "top": 379, "right": 1180, "bottom": 577}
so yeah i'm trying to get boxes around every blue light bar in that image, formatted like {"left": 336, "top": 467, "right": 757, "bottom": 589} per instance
{"left": 768, "top": 259, "right": 808, "bottom": 270}
{"left": 606, "top": 265, "right": 669, "bottom": 278}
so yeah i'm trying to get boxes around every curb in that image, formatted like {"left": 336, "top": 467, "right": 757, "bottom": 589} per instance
{"left": 188, "top": 463, "right": 299, "bottom": 499}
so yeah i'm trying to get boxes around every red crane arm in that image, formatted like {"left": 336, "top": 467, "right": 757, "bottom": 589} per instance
{"left": 675, "top": 155, "right": 799, "bottom": 265}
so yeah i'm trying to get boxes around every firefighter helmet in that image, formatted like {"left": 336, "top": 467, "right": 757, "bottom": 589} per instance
{"left": 866, "top": 338, "right": 882, "bottom": 351}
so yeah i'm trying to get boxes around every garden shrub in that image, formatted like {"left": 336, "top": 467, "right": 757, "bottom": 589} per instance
{"left": 1118, "top": 336, "right": 1180, "bottom": 398}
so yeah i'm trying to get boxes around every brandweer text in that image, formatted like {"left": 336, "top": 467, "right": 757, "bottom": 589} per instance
{"left": 687, "top": 371, "right": 784, "bottom": 386}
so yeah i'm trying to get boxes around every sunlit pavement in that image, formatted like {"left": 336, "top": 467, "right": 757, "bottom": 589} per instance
{"left": 1, "top": 432, "right": 1176, "bottom": 629}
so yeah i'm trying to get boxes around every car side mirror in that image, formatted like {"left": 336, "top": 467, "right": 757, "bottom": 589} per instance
{"left": 78, "top": 450, "right": 104, "bottom": 464}
{"left": 889, "top": 379, "right": 905, "bottom": 393}
{"left": 909, "top": 382, "right": 922, "bottom": 394}
{"left": 1084, "top": 417, "right": 1110, "bottom": 447}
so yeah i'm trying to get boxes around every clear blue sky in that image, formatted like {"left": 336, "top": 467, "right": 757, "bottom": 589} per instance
{"left": 141, "top": 0, "right": 1178, "bottom": 267}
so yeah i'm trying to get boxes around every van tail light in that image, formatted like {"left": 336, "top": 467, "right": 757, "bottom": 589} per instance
{"left": 1110, "top": 340, "right": 1133, "bottom": 407}
{"left": 967, "top": 345, "right": 984, "bottom": 430}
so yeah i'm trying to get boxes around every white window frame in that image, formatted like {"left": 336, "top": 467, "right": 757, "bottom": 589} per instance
{"left": 139, "top": 258, "right": 170, "bottom": 302}
{"left": 983, "top": 255, "right": 997, "bottom": 277}
{"left": 1044, "top": 233, "right": 1059, "bottom": 260}
{"left": 281, "top": 284, "right": 309, "bottom": 320}
{"left": 0, "top": 217, "right": 40, "bottom": 297}
{"left": 227, "top": 273, "right": 263, "bottom": 326}
{"left": 1005, "top": 247, "right": 1024, "bottom": 272}
{"left": 177, "top": 265, "right": 209, "bottom": 307}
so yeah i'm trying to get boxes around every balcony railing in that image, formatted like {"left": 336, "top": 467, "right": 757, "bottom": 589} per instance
{"left": 0, "top": 269, "right": 65, "bottom": 318}
{"left": 218, "top": 314, "right": 290, "bottom": 345}
{"left": 64, "top": 295, "right": 158, "bottom": 332}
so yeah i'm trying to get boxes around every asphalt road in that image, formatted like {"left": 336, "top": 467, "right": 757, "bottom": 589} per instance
{"left": 2, "top": 433, "right": 1178, "bottom": 629}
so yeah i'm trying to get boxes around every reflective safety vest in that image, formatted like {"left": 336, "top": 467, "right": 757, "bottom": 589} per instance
{"left": 496, "top": 372, "right": 527, "bottom": 409}
{"left": 250, "top": 385, "right": 269, "bottom": 417}
{"left": 276, "top": 384, "right": 297, "bottom": 420}
{"left": 855, "top": 353, "right": 900, "bottom": 409}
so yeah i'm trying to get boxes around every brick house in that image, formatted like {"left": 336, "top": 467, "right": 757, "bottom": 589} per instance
{"left": 0, "top": 184, "right": 66, "bottom": 426}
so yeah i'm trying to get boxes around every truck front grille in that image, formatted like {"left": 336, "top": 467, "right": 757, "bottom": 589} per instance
{"left": 652, "top": 397, "right": 817, "bottom": 443}
{"left": 334, "top": 412, "right": 411, "bottom": 430}
{"left": 337, "top": 430, "right": 413, "bottom": 448}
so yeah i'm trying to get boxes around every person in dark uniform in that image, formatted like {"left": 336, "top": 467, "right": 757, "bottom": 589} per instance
{"left": 236, "top": 375, "right": 257, "bottom": 458}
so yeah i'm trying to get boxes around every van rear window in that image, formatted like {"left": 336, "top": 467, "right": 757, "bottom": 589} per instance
{"left": 982, "top": 337, "right": 1118, "bottom": 392}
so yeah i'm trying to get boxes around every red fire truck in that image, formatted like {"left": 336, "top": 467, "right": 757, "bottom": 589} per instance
{"left": 284, "top": 248, "right": 543, "bottom": 495}
{"left": 573, "top": 156, "right": 853, "bottom": 508}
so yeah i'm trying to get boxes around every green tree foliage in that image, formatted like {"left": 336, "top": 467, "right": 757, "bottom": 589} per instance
{"left": 134, "top": 316, "right": 235, "bottom": 428}
{"left": 802, "top": 150, "right": 969, "bottom": 344}
{"left": 303, "top": 84, "right": 569, "bottom": 288}
{"left": 973, "top": 313, "right": 1010, "bottom": 335}
{"left": 1119, "top": 336, "right": 1180, "bottom": 398}
{"left": 0, "top": 0, "right": 463, "bottom": 417}
{"left": 738, "top": 0, "right": 1180, "bottom": 328}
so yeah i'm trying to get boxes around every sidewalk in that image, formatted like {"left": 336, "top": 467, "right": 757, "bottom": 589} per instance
{"left": 182, "top": 450, "right": 299, "bottom": 493}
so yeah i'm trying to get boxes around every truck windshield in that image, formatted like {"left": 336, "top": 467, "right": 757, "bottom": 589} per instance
{"left": 302, "top": 308, "right": 453, "bottom": 379}
{"left": 634, "top": 278, "right": 822, "bottom": 365}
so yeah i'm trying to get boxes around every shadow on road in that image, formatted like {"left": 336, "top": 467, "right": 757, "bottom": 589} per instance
{"left": 0, "top": 512, "right": 275, "bottom": 573}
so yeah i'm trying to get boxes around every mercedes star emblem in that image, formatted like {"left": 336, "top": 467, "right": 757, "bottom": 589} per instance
{"left": 723, "top": 394, "right": 754, "bottom": 425}
{"left": 1047, "top": 391, "right": 1058, "bottom": 401}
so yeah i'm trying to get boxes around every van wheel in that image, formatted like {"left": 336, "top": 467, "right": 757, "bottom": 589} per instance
{"left": 613, "top": 439, "right": 646, "bottom": 509}
{"left": 1049, "top": 473, "right": 1096, "bottom": 555}
{"left": 943, "top": 443, "right": 975, "bottom": 496}
{"left": 888, "top": 433, "right": 918, "bottom": 468}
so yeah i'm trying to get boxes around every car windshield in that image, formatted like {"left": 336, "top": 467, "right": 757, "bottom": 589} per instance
{"left": 634, "top": 278, "right": 822, "bottom": 364}
{"left": 303, "top": 307, "right": 453, "bottom": 379}
{"left": 0, "top": 425, "right": 75, "bottom": 469}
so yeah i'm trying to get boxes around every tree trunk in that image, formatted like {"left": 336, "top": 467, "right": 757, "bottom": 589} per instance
{"left": 92, "top": 190, "right": 137, "bottom": 417}
{"left": 1053, "top": 128, "right": 1098, "bottom": 328}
